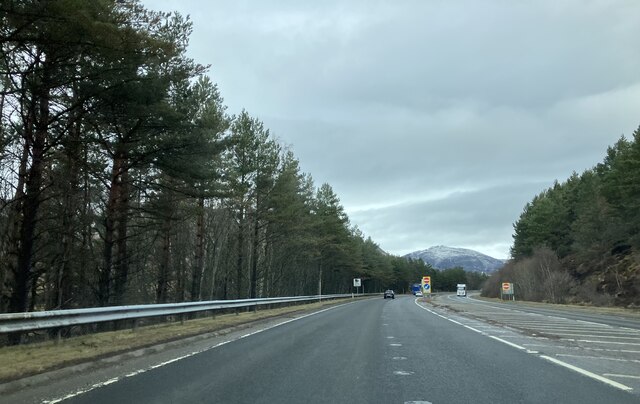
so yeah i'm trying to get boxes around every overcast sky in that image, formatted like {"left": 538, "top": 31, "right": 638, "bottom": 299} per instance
{"left": 148, "top": 0, "right": 640, "bottom": 259}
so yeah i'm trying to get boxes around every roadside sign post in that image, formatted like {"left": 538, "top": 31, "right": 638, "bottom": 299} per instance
{"left": 353, "top": 278, "right": 361, "bottom": 297}
{"left": 421, "top": 276, "right": 432, "bottom": 296}
{"left": 501, "top": 282, "right": 514, "bottom": 301}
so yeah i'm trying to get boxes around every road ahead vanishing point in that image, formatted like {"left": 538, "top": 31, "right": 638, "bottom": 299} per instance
{"left": 3, "top": 295, "right": 639, "bottom": 404}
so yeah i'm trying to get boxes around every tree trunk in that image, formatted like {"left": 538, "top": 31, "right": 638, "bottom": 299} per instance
{"left": 1, "top": 136, "right": 29, "bottom": 314}
{"left": 177, "top": 253, "right": 186, "bottom": 302}
{"left": 156, "top": 212, "right": 172, "bottom": 304}
{"left": 77, "top": 143, "right": 92, "bottom": 307}
{"left": 207, "top": 238, "right": 218, "bottom": 300}
{"left": 113, "top": 165, "right": 129, "bottom": 305}
{"left": 100, "top": 148, "right": 127, "bottom": 306}
{"left": 8, "top": 67, "right": 49, "bottom": 315}
{"left": 250, "top": 208, "right": 259, "bottom": 299}
{"left": 207, "top": 214, "right": 229, "bottom": 300}
{"left": 53, "top": 116, "right": 82, "bottom": 310}
{"left": 318, "top": 263, "right": 323, "bottom": 299}
{"left": 191, "top": 197, "right": 205, "bottom": 301}
{"left": 236, "top": 205, "right": 245, "bottom": 298}
{"left": 263, "top": 236, "right": 272, "bottom": 297}
{"left": 6, "top": 62, "right": 50, "bottom": 343}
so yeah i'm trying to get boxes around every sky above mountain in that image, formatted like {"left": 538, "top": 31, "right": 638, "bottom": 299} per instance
{"left": 147, "top": 0, "right": 640, "bottom": 259}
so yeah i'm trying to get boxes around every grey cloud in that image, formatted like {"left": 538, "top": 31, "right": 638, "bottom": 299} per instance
{"left": 186, "top": 1, "right": 640, "bottom": 111}
{"left": 147, "top": 0, "right": 640, "bottom": 257}
{"left": 349, "top": 181, "right": 546, "bottom": 259}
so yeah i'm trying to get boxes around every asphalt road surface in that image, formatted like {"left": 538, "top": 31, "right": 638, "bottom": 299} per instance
{"left": 442, "top": 293, "right": 640, "bottom": 330}
{"left": 8, "top": 295, "right": 640, "bottom": 404}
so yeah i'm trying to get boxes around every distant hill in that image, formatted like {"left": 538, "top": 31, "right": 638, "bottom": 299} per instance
{"left": 404, "top": 245, "right": 506, "bottom": 273}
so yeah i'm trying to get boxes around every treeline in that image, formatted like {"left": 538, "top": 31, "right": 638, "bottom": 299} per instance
{"left": 483, "top": 126, "right": 640, "bottom": 306}
{"left": 0, "top": 1, "right": 427, "bottom": 316}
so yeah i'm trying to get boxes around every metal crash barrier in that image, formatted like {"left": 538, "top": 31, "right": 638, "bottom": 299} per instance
{"left": 0, "top": 294, "right": 374, "bottom": 334}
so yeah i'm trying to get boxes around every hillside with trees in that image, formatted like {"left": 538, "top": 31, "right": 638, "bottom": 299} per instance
{"left": 483, "top": 127, "right": 640, "bottom": 306}
{"left": 0, "top": 1, "right": 429, "bottom": 316}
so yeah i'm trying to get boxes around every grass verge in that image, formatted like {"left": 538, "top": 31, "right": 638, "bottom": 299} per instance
{"left": 0, "top": 298, "right": 351, "bottom": 383}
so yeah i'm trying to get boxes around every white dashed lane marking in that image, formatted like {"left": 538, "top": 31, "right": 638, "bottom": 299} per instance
{"left": 42, "top": 303, "right": 352, "bottom": 403}
{"left": 393, "top": 371, "right": 414, "bottom": 376}
{"left": 604, "top": 374, "right": 640, "bottom": 380}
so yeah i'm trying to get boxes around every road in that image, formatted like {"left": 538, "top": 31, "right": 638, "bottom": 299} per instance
{"left": 4, "top": 295, "right": 639, "bottom": 404}
{"left": 442, "top": 293, "right": 640, "bottom": 330}
{"left": 430, "top": 293, "right": 640, "bottom": 393}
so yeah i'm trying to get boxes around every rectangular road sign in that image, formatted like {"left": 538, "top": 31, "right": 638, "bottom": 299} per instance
{"left": 421, "top": 276, "right": 432, "bottom": 294}
{"left": 353, "top": 278, "right": 361, "bottom": 287}
{"left": 502, "top": 282, "right": 513, "bottom": 294}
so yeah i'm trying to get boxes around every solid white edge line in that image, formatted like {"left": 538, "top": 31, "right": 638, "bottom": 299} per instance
{"left": 540, "top": 355, "right": 633, "bottom": 391}
{"left": 489, "top": 335, "right": 527, "bottom": 350}
{"left": 414, "top": 297, "right": 635, "bottom": 392}
{"left": 462, "top": 325, "right": 484, "bottom": 334}
{"left": 41, "top": 300, "right": 356, "bottom": 403}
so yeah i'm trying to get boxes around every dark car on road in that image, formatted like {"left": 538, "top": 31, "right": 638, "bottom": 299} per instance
{"left": 383, "top": 290, "right": 395, "bottom": 299}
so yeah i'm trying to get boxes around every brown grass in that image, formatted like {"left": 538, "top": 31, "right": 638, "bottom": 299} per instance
{"left": 0, "top": 299, "right": 350, "bottom": 382}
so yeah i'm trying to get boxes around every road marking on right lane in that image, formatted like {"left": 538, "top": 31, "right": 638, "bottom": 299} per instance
{"left": 544, "top": 333, "right": 640, "bottom": 340}
{"left": 556, "top": 354, "right": 640, "bottom": 363}
{"left": 457, "top": 296, "right": 632, "bottom": 331}
{"left": 540, "top": 355, "right": 632, "bottom": 391}
{"left": 604, "top": 374, "right": 640, "bottom": 380}
{"left": 562, "top": 338, "right": 640, "bottom": 346}
{"left": 414, "top": 298, "right": 634, "bottom": 392}
{"left": 522, "top": 343, "right": 640, "bottom": 354}
{"left": 511, "top": 326, "right": 633, "bottom": 334}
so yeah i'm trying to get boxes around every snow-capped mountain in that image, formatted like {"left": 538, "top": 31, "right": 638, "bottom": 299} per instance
{"left": 404, "top": 245, "right": 506, "bottom": 273}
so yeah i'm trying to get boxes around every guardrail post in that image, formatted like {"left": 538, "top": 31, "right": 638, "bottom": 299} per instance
{"left": 55, "top": 328, "right": 62, "bottom": 344}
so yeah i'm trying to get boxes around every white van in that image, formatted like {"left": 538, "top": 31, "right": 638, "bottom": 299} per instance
{"left": 456, "top": 284, "right": 467, "bottom": 297}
